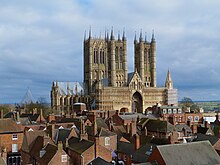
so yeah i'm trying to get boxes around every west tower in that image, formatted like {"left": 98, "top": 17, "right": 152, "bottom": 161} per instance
{"left": 83, "top": 28, "right": 128, "bottom": 95}
{"left": 134, "top": 31, "right": 156, "bottom": 87}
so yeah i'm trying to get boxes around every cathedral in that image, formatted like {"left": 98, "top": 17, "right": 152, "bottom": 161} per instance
{"left": 51, "top": 29, "right": 178, "bottom": 114}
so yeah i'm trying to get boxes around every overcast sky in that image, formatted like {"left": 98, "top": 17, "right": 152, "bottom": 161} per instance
{"left": 0, "top": 0, "right": 220, "bottom": 103}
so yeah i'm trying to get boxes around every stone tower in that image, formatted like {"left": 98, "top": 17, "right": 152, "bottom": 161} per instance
{"left": 84, "top": 28, "right": 128, "bottom": 95}
{"left": 134, "top": 31, "right": 156, "bottom": 87}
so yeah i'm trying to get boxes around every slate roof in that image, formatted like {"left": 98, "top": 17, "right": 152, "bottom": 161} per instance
{"left": 34, "top": 143, "right": 58, "bottom": 164}
{"left": 68, "top": 137, "right": 94, "bottom": 154}
{"left": 132, "top": 144, "right": 156, "bottom": 163}
{"left": 175, "top": 124, "right": 192, "bottom": 132}
{"left": 22, "top": 130, "right": 45, "bottom": 153}
{"left": 156, "top": 141, "right": 220, "bottom": 165}
{"left": 55, "top": 128, "right": 71, "bottom": 144}
{"left": 96, "top": 117, "right": 108, "bottom": 129}
{"left": 0, "top": 118, "right": 23, "bottom": 133}
{"left": 117, "top": 141, "right": 135, "bottom": 154}
{"left": 146, "top": 119, "right": 174, "bottom": 133}
{"left": 88, "top": 157, "right": 112, "bottom": 165}
{"left": 193, "top": 133, "right": 219, "bottom": 145}
{"left": 98, "top": 127, "right": 116, "bottom": 137}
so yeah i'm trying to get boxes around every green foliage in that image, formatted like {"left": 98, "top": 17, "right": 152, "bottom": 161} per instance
{"left": 180, "top": 97, "right": 199, "bottom": 112}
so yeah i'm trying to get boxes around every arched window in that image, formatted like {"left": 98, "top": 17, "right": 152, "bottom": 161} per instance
{"left": 94, "top": 48, "right": 98, "bottom": 63}
{"left": 119, "top": 47, "right": 123, "bottom": 69}
{"left": 105, "top": 137, "right": 110, "bottom": 146}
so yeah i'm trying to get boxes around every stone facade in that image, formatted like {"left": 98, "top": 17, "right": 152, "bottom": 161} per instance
{"left": 51, "top": 29, "right": 178, "bottom": 113}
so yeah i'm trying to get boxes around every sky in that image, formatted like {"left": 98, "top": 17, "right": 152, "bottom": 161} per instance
{"left": 0, "top": 0, "right": 220, "bottom": 103}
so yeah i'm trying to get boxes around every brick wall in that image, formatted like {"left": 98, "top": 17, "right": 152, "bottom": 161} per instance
{"left": 0, "top": 132, "right": 23, "bottom": 153}
{"left": 147, "top": 148, "right": 166, "bottom": 165}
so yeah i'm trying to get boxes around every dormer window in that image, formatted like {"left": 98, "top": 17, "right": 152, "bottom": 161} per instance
{"left": 168, "top": 109, "right": 172, "bottom": 114}
{"left": 173, "top": 109, "right": 177, "bottom": 114}
{"left": 163, "top": 109, "right": 167, "bottom": 114}
{"left": 178, "top": 109, "right": 182, "bottom": 114}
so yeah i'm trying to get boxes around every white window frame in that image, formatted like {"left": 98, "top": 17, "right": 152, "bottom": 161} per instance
{"left": 163, "top": 109, "right": 167, "bottom": 114}
{"left": 61, "top": 155, "right": 67, "bottom": 162}
{"left": 178, "top": 109, "right": 182, "bottom": 114}
{"left": 12, "top": 144, "right": 18, "bottom": 153}
{"left": 188, "top": 116, "right": 193, "bottom": 121}
{"left": 194, "top": 116, "right": 199, "bottom": 122}
{"left": 12, "top": 134, "right": 18, "bottom": 140}
{"left": 173, "top": 109, "right": 177, "bottom": 114}
{"left": 168, "top": 109, "right": 172, "bottom": 114}
{"left": 105, "top": 137, "right": 110, "bottom": 146}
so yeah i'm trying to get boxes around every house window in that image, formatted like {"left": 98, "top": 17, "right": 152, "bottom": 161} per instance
{"left": 188, "top": 116, "right": 193, "bottom": 121}
{"left": 12, "top": 144, "right": 18, "bottom": 153}
{"left": 194, "top": 116, "right": 199, "bottom": 122}
{"left": 105, "top": 137, "right": 110, "bottom": 146}
{"left": 168, "top": 109, "right": 172, "bottom": 114}
{"left": 61, "top": 155, "right": 67, "bottom": 162}
{"left": 177, "top": 132, "right": 181, "bottom": 139}
{"left": 173, "top": 109, "right": 177, "bottom": 114}
{"left": 178, "top": 109, "right": 182, "bottom": 114}
{"left": 12, "top": 134, "right": 18, "bottom": 140}
{"left": 163, "top": 109, "right": 167, "bottom": 114}
{"left": 179, "top": 116, "right": 182, "bottom": 122}
{"left": 124, "top": 154, "right": 126, "bottom": 161}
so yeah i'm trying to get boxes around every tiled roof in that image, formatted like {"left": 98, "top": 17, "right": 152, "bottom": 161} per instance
{"left": 88, "top": 157, "right": 112, "bottom": 165}
{"left": 36, "top": 143, "right": 58, "bottom": 164}
{"left": 117, "top": 141, "right": 135, "bottom": 154}
{"left": 22, "top": 130, "right": 45, "bottom": 153}
{"left": 0, "top": 118, "right": 23, "bottom": 133}
{"left": 146, "top": 119, "right": 174, "bottom": 133}
{"left": 96, "top": 117, "right": 108, "bottom": 129}
{"left": 193, "top": 133, "right": 219, "bottom": 145}
{"left": 156, "top": 141, "right": 220, "bottom": 165}
{"left": 175, "top": 124, "right": 192, "bottom": 132}
{"left": 55, "top": 128, "right": 71, "bottom": 144}
{"left": 68, "top": 137, "right": 94, "bottom": 154}
{"left": 98, "top": 128, "right": 116, "bottom": 137}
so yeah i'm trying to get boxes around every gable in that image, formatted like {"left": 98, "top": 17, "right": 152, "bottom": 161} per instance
{"left": 128, "top": 71, "right": 144, "bottom": 90}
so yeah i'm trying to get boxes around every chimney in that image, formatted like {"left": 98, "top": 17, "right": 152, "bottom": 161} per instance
{"left": 134, "top": 134, "right": 140, "bottom": 150}
{"left": 126, "top": 123, "right": 130, "bottom": 134}
{"left": 16, "top": 111, "right": 20, "bottom": 123}
{"left": 58, "top": 141, "right": 63, "bottom": 151}
{"left": 40, "top": 109, "right": 44, "bottom": 123}
{"left": 130, "top": 121, "right": 136, "bottom": 136}
{"left": 187, "top": 120, "right": 191, "bottom": 127}
{"left": 1, "top": 109, "right": 3, "bottom": 119}
{"left": 191, "top": 125, "right": 197, "bottom": 134}
{"left": 205, "top": 121, "right": 210, "bottom": 128}
{"left": 88, "top": 112, "right": 96, "bottom": 123}
{"left": 48, "top": 114, "right": 55, "bottom": 123}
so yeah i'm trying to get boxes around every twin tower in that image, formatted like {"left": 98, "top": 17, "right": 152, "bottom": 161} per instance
{"left": 84, "top": 28, "right": 156, "bottom": 95}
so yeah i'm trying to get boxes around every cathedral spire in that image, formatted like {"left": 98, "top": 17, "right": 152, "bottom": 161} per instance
{"left": 139, "top": 29, "right": 143, "bottom": 42}
{"left": 165, "top": 68, "right": 173, "bottom": 89}
{"left": 89, "top": 26, "right": 92, "bottom": 39}
{"left": 134, "top": 31, "right": 137, "bottom": 44}
{"left": 122, "top": 28, "right": 126, "bottom": 41}
{"left": 110, "top": 27, "right": 114, "bottom": 40}
{"left": 84, "top": 30, "right": 86, "bottom": 41}
{"left": 151, "top": 29, "right": 155, "bottom": 43}
{"left": 106, "top": 30, "right": 109, "bottom": 41}
{"left": 118, "top": 31, "right": 121, "bottom": 41}
{"left": 145, "top": 32, "right": 147, "bottom": 43}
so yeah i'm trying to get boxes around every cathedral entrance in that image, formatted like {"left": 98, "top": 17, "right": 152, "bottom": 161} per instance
{"left": 132, "top": 92, "right": 143, "bottom": 113}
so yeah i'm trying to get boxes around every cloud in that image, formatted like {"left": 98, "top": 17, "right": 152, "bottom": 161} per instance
{"left": 0, "top": 0, "right": 220, "bottom": 103}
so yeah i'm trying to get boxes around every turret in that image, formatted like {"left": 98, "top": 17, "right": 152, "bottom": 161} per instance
{"left": 165, "top": 69, "right": 173, "bottom": 89}
{"left": 110, "top": 27, "right": 115, "bottom": 40}
{"left": 150, "top": 30, "right": 156, "bottom": 87}
{"left": 122, "top": 28, "right": 126, "bottom": 41}
{"left": 139, "top": 30, "right": 143, "bottom": 42}
{"left": 134, "top": 32, "right": 137, "bottom": 44}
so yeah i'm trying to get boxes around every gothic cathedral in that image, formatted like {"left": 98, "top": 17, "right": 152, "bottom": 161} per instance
{"left": 51, "top": 28, "right": 178, "bottom": 114}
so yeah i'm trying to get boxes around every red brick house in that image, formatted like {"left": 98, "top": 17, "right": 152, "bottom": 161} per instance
{"left": 0, "top": 118, "right": 23, "bottom": 164}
